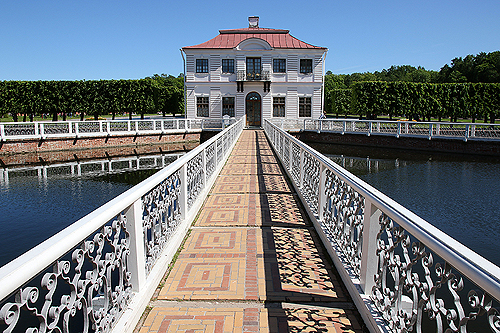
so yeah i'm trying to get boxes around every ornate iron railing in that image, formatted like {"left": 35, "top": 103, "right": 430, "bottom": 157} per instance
{"left": 0, "top": 118, "right": 237, "bottom": 141}
{"left": 0, "top": 117, "right": 244, "bottom": 333}
{"left": 269, "top": 118, "right": 500, "bottom": 141}
{"left": 264, "top": 119, "right": 500, "bottom": 333}
{"left": 236, "top": 70, "right": 271, "bottom": 81}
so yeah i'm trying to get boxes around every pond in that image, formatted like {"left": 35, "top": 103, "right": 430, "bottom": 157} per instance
{"left": 0, "top": 152, "right": 184, "bottom": 267}
{"left": 310, "top": 142, "right": 500, "bottom": 267}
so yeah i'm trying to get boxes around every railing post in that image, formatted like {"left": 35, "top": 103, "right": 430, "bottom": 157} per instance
{"left": 125, "top": 199, "right": 146, "bottom": 293}
{"left": 40, "top": 123, "right": 45, "bottom": 138}
{"left": 179, "top": 164, "right": 188, "bottom": 221}
{"left": 99, "top": 121, "right": 103, "bottom": 134}
{"left": 127, "top": 120, "right": 131, "bottom": 132}
{"left": 465, "top": 124, "right": 470, "bottom": 142}
{"left": 34, "top": 123, "right": 39, "bottom": 137}
{"left": 397, "top": 122, "right": 401, "bottom": 138}
{"left": 0, "top": 124, "right": 4, "bottom": 140}
{"left": 429, "top": 123, "right": 433, "bottom": 140}
{"left": 202, "top": 144, "right": 208, "bottom": 184}
{"left": 470, "top": 124, "right": 476, "bottom": 138}
{"left": 317, "top": 164, "right": 327, "bottom": 221}
{"left": 342, "top": 121, "right": 346, "bottom": 135}
{"left": 368, "top": 122, "right": 372, "bottom": 136}
{"left": 436, "top": 123, "right": 440, "bottom": 136}
{"left": 75, "top": 122, "right": 79, "bottom": 136}
{"left": 299, "top": 148, "right": 305, "bottom": 189}
{"left": 106, "top": 121, "right": 111, "bottom": 134}
{"left": 359, "top": 199, "right": 381, "bottom": 295}
{"left": 68, "top": 122, "right": 73, "bottom": 134}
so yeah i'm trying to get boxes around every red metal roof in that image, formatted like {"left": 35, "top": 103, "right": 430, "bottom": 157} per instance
{"left": 183, "top": 27, "right": 326, "bottom": 50}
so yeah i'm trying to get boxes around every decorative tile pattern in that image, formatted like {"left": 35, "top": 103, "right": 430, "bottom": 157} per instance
{"left": 139, "top": 307, "right": 245, "bottom": 333}
{"left": 139, "top": 307, "right": 363, "bottom": 333}
{"left": 141, "top": 130, "right": 364, "bottom": 333}
{"left": 159, "top": 258, "right": 246, "bottom": 300}
{"left": 261, "top": 227, "right": 349, "bottom": 302}
{"left": 265, "top": 307, "right": 364, "bottom": 333}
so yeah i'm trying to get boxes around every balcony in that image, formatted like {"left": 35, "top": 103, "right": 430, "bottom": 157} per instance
{"left": 236, "top": 70, "right": 271, "bottom": 92}
{"left": 237, "top": 70, "right": 270, "bottom": 81}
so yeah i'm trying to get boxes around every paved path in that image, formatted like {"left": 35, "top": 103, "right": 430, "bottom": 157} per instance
{"left": 137, "top": 129, "right": 365, "bottom": 332}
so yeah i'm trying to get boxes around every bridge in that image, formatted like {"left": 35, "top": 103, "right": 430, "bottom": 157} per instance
{"left": 1, "top": 117, "right": 499, "bottom": 332}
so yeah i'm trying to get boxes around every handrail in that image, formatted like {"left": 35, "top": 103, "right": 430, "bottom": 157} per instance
{"left": 0, "top": 117, "right": 245, "bottom": 333}
{"left": 263, "top": 118, "right": 500, "bottom": 333}
{"left": 0, "top": 118, "right": 236, "bottom": 141}
{"left": 269, "top": 118, "right": 500, "bottom": 141}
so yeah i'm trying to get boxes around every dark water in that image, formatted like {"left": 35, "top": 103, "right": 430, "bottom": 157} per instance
{"left": 310, "top": 143, "right": 500, "bottom": 267}
{"left": 0, "top": 154, "right": 182, "bottom": 267}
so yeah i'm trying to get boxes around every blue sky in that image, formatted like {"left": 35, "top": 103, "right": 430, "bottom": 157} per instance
{"left": 1, "top": 0, "right": 499, "bottom": 81}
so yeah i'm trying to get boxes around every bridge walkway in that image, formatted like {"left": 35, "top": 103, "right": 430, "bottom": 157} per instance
{"left": 136, "top": 129, "right": 365, "bottom": 332}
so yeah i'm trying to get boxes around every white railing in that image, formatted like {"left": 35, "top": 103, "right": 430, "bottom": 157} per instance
{"left": 269, "top": 118, "right": 500, "bottom": 141}
{"left": 0, "top": 117, "right": 244, "bottom": 333}
{"left": 0, "top": 118, "right": 236, "bottom": 141}
{"left": 264, "top": 119, "right": 500, "bottom": 333}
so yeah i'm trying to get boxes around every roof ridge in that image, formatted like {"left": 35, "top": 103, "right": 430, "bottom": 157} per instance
{"left": 219, "top": 27, "right": 289, "bottom": 34}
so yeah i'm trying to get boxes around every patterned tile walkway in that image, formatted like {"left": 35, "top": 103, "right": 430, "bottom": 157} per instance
{"left": 137, "top": 129, "right": 365, "bottom": 332}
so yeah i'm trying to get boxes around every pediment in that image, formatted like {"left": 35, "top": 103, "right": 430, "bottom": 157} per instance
{"left": 236, "top": 38, "right": 272, "bottom": 51}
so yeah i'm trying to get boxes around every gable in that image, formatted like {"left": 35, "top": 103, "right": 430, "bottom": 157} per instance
{"left": 236, "top": 38, "right": 272, "bottom": 51}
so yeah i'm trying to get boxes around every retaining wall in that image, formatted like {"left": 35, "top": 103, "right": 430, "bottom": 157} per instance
{"left": 293, "top": 130, "right": 500, "bottom": 156}
{"left": 0, "top": 132, "right": 201, "bottom": 155}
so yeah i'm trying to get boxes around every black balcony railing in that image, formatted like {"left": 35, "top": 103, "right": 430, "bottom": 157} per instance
{"left": 237, "top": 70, "right": 270, "bottom": 81}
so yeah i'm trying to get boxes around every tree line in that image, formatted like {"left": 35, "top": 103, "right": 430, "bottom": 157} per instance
{"left": 325, "top": 51, "right": 500, "bottom": 122}
{"left": 0, "top": 74, "right": 184, "bottom": 122}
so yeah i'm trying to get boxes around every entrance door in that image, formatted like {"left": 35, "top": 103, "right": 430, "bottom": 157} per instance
{"left": 246, "top": 92, "right": 261, "bottom": 127}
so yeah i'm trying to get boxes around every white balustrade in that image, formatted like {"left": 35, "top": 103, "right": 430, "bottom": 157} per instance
{"left": 270, "top": 118, "right": 500, "bottom": 141}
{"left": 264, "top": 119, "right": 500, "bottom": 333}
{"left": 0, "top": 118, "right": 244, "bottom": 333}
{"left": 0, "top": 118, "right": 237, "bottom": 141}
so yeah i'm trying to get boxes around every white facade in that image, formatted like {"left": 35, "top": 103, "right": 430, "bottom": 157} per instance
{"left": 182, "top": 17, "right": 327, "bottom": 126}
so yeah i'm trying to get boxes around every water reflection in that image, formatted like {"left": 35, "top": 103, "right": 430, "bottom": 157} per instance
{"left": 0, "top": 150, "right": 185, "bottom": 267}
{"left": 309, "top": 142, "right": 500, "bottom": 267}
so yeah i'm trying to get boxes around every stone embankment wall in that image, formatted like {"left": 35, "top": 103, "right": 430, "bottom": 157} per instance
{"left": 0, "top": 132, "right": 201, "bottom": 166}
{"left": 293, "top": 131, "right": 500, "bottom": 156}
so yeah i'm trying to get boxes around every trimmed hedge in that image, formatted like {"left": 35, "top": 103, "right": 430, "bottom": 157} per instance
{"left": 332, "top": 82, "right": 500, "bottom": 122}
{"left": 0, "top": 79, "right": 183, "bottom": 121}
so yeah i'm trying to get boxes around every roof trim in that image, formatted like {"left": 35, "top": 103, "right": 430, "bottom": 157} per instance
{"left": 219, "top": 28, "right": 289, "bottom": 34}
{"left": 182, "top": 26, "right": 327, "bottom": 50}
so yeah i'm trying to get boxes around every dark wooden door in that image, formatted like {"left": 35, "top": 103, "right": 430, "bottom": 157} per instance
{"left": 246, "top": 92, "right": 261, "bottom": 126}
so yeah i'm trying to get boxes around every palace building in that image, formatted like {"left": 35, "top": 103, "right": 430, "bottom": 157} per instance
{"left": 181, "top": 17, "right": 327, "bottom": 126}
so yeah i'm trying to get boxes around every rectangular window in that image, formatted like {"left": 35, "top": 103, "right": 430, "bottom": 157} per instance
{"left": 299, "top": 97, "right": 311, "bottom": 117}
{"left": 196, "top": 59, "right": 209, "bottom": 73}
{"left": 273, "top": 97, "right": 285, "bottom": 117}
{"left": 222, "top": 59, "right": 234, "bottom": 73}
{"left": 197, "top": 96, "right": 209, "bottom": 117}
{"left": 222, "top": 97, "right": 235, "bottom": 117}
{"left": 300, "top": 59, "right": 313, "bottom": 74}
{"left": 273, "top": 59, "right": 286, "bottom": 73}
{"left": 246, "top": 57, "right": 261, "bottom": 79}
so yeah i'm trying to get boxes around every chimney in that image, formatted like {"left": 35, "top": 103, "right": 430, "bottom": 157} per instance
{"left": 248, "top": 16, "right": 259, "bottom": 28}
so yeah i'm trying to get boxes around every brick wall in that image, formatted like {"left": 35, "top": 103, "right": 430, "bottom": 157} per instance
{"left": 293, "top": 131, "right": 500, "bottom": 157}
{"left": 0, "top": 141, "right": 199, "bottom": 167}
{"left": 0, "top": 132, "right": 202, "bottom": 156}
